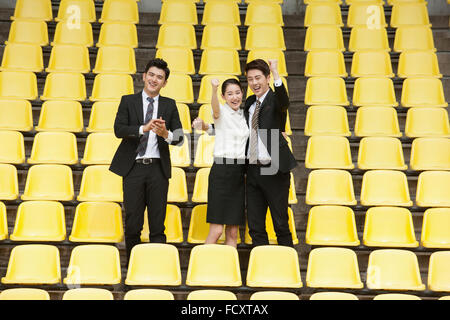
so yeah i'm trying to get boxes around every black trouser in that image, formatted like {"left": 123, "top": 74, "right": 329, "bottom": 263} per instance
{"left": 246, "top": 164, "right": 293, "bottom": 247}
{"left": 122, "top": 161, "right": 169, "bottom": 263}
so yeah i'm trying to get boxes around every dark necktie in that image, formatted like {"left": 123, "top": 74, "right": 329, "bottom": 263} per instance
{"left": 136, "top": 97, "right": 154, "bottom": 157}
{"left": 248, "top": 100, "right": 261, "bottom": 163}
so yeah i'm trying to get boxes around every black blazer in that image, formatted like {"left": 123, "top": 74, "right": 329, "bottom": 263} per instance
{"left": 244, "top": 83, "right": 297, "bottom": 173}
{"left": 109, "top": 91, "right": 184, "bottom": 179}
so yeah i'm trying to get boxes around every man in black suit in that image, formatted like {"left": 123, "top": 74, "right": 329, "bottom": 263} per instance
{"left": 110, "top": 58, "right": 183, "bottom": 262}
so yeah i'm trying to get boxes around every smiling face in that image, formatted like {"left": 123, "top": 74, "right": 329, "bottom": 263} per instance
{"left": 246, "top": 68, "right": 271, "bottom": 99}
{"left": 142, "top": 66, "right": 167, "bottom": 97}
{"left": 222, "top": 83, "right": 243, "bottom": 110}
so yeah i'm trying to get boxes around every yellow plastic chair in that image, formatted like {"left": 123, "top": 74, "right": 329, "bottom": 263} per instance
{"left": 199, "top": 49, "right": 241, "bottom": 75}
{"left": 304, "top": 3, "right": 343, "bottom": 26}
{"left": 70, "top": 201, "right": 123, "bottom": 243}
{"left": 246, "top": 245, "right": 302, "bottom": 288}
{"left": 306, "top": 206, "right": 360, "bottom": 246}
{"left": 5, "top": 20, "right": 48, "bottom": 46}
{"left": 405, "top": 108, "right": 450, "bottom": 138}
{"left": 246, "top": 0, "right": 283, "bottom": 3}
{"left": 197, "top": 75, "right": 239, "bottom": 104}
{"left": 186, "top": 244, "right": 242, "bottom": 287}
{"left": 397, "top": 51, "right": 442, "bottom": 78}
{"left": 176, "top": 103, "right": 192, "bottom": 134}
{"left": 245, "top": 2, "right": 284, "bottom": 26}
{"left": 0, "top": 131, "right": 25, "bottom": 164}
{"left": 156, "top": 48, "right": 195, "bottom": 74}
{"left": 202, "top": 1, "right": 240, "bottom": 25}
{"left": 77, "top": 165, "right": 123, "bottom": 202}
{"left": 97, "top": 22, "right": 138, "bottom": 48}
{"left": 169, "top": 136, "right": 191, "bottom": 168}
{"left": 348, "top": 26, "right": 390, "bottom": 52}
{"left": 11, "top": 201, "right": 66, "bottom": 242}
{"left": 416, "top": 171, "right": 450, "bottom": 207}
{"left": 0, "top": 100, "right": 33, "bottom": 132}
{"left": 140, "top": 204, "right": 184, "bottom": 243}
{"left": 247, "top": 49, "right": 288, "bottom": 77}
{"left": 304, "top": 25, "right": 345, "bottom": 51}
{"left": 124, "top": 289, "right": 174, "bottom": 300}
{"left": 36, "top": 100, "right": 84, "bottom": 133}
{"left": 11, "top": 0, "right": 52, "bottom": 21}
{"left": 193, "top": 134, "right": 215, "bottom": 168}
{"left": 373, "top": 294, "right": 421, "bottom": 300}
{"left": 304, "top": 106, "right": 351, "bottom": 136}
{"left": 46, "top": 45, "right": 90, "bottom": 73}
{"left": 28, "top": 132, "right": 78, "bottom": 165}
{"left": 192, "top": 168, "right": 210, "bottom": 203}
{"left": 347, "top": 3, "right": 387, "bottom": 28}
{"left": 99, "top": 0, "right": 139, "bottom": 24}
{"left": 159, "top": 73, "right": 193, "bottom": 104}
{"left": 305, "top": 77, "right": 349, "bottom": 106}
{"left": 63, "top": 288, "right": 114, "bottom": 300}
{"left": 401, "top": 78, "right": 447, "bottom": 108}
{"left": 285, "top": 110, "right": 293, "bottom": 136}
{"left": 390, "top": 3, "right": 430, "bottom": 28}
{"left": 351, "top": 51, "right": 394, "bottom": 78}
{"left": 353, "top": 77, "right": 397, "bottom": 107}
{"left": 387, "top": 0, "right": 426, "bottom": 4}
{"left": 363, "top": 207, "right": 418, "bottom": 247}
{"left": 125, "top": 243, "right": 181, "bottom": 286}
{"left": 168, "top": 167, "right": 188, "bottom": 203}
{"left": 357, "top": 137, "right": 407, "bottom": 170}
{"left": 51, "top": 21, "right": 93, "bottom": 47}
{"left": 22, "top": 164, "right": 74, "bottom": 201}
{"left": 309, "top": 292, "right": 358, "bottom": 300}
{"left": 366, "top": 249, "right": 425, "bottom": 291}
{"left": 250, "top": 291, "right": 299, "bottom": 300}
{"left": 93, "top": 46, "right": 136, "bottom": 74}
{"left": 0, "top": 43, "right": 43, "bottom": 72}
{"left": 305, "top": 136, "right": 354, "bottom": 169}
{"left": 156, "top": 23, "right": 196, "bottom": 49}
{"left": 0, "top": 164, "right": 18, "bottom": 200}
{"left": 354, "top": 106, "right": 402, "bottom": 137}
{"left": 0, "top": 202, "right": 7, "bottom": 240}
{"left": 245, "top": 25, "right": 286, "bottom": 51}
{"left": 289, "top": 172, "right": 297, "bottom": 205}
{"left": 428, "top": 251, "right": 450, "bottom": 292}
{"left": 410, "top": 138, "right": 450, "bottom": 171}
{"left": 41, "top": 72, "right": 86, "bottom": 101}
{"left": 159, "top": 0, "right": 197, "bottom": 24}
{"left": 421, "top": 208, "right": 450, "bottom": 249}
{"left": 0, "top": 288, "right": 50, "bottom": 300}
{"left": 86, "top": 101, "right": 119, "bottom": 133}
{"left": 0, "top": 71, "right": 38, "bottom": 100}
{"left": 56, "top": 0, "right": 96, "bottom": 22}
{"left": 64, "top": 245, "right": 121, "bottom": 285}
{"left": 439, "top": 296, "right": 450, "bottom": 300}
{"left": 1, "top": 244, "right": 61, "bottom": 285}
{"left": 306, "top": 247, "right": 363, "bottom": 289}
{"left": 187, "top": 290, "right": 237, "bottom": 300}
{"left": 393, "top": 26, "right": 435, "bottom": 52}
{"left": 201, "top": 24, "right": 240, "bottom": 51}
{"left": 304, "top": 50, "right": 347, "bottom": 77}
{"left": 306, "top": 170, "right": 357, "bottom": 206}
{"left": 89, "top": 73, "right": 134, "bottom": 102}
{"left": 81, "top": 132, "right": 121, "bottom": 165}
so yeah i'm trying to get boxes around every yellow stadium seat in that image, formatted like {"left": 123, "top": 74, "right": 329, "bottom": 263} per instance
{"left": 56, "top": 0, "right": 96, "bottom": 22}
{"left": 63, "top": 288, "right": 113, "bottom": 300}
{"left": 0, "top": 202, "right": 8, "bottom": 240}
{"left": 373, "top": 294, "right": 421, "bottom": 300}
{"left": 159, "top": 0, "right": 197, "bottom": 24}
{"left": 125, "top": 244, "right": 181, "bottom": 286}
{"left": 245, "top": 25, "right": 286, "bottom": 50}
{"left": 41, "top": 72, "right": 86, "bottom": 101}
{"left": 169, "top": 136, "right": 191, "bottom": 168}
{"left": 0, "top": 71, "right": 37, "bottom": 100}
{"left": 89, "top": 73, "right": 134, "bottom": 102}
{"left": 0, "top": 43, "right": 43, "bottom": 72}
{"left": 1, "top": 244, "right": 61, "bottom": 285}
{"left": 390, "top": 3, "right": 430, "bottom": 28}
{"left": 11, "top": 0, "right": 52, "bottom": 21}
{"left": 305, "top": 77, "right": 349, "bottom": 106}
{"left": 77, "top": 165, "right": 123, "bottom": 202}
{"left": 285, "top": 110, "right": 292, "bottom": 136}
{"left": 245, "top": 2, "right": 284, "bottom": 26}
{"left": 64, "top": 245, "right": 121, "bottom": 285}
{"left": 202, "top": 1, "right": 240, "bottom": 25}
{"left": 306, "top": 206, "right": 360, "bottom": 246}
{"left": 405, "top": 108, "right": 450, "bottom": 138}
{"left": 247, "top": 49, "right": 288, "bottom": 77}
{"left": 305, "top": 136, "right": 354, "bottom": 169}
{"left": 246, "top": 0, "right": 283, "bottom": 3}
{"left": 351, "top": 51, "right": 394, "bottom": 78}
{"left": 354, "top": 106, "right": 402, "bottom": 137}
{"left": 193, "top": 134, "right": 215, "bottom": 168}
{"left": 197, "top": 74, "right": 240, "bottom": 104}
{"left": 428, "top": 251, "right": 450, "bottom": 292}
{"left": 306, "top": 169, "right": 356, "bottom": 206}
{"left": 28, "top": 132, "right": 78, "bottom": 165}
{"left": 304, "top": 3, "right": 343, "bottom": 26}
{"left": 304, "top": 50, "right": 347, "bottom": 77}
{"left": 304, "top": 25, "right": 345, "bottom": 51}
{"left": 309, "top": 292, "right": 358, "bottom": 300}
{"left": 0, "top": 100, "right": 33, "bottom": 132}
{"left": 140, "top": 204, "right": 183, "bottom": 243}
{"left": 93, "top": 46, "right": 136, "bottom": 74}
{"left": 70, "top": 201, "right": 124, "bottom": 243}
{"left": 416, "top": 171, "right": 450, "bottom": 207}
{"left": 36, "top": 101, "right": 84, "bottom": 133}
{"left": 421, "top": 208, "right": 450, "bottom": 249}
{"left": 86, "top": 101, "right": 119, "bottom": 133}
{"left": 401, "top": 78, "right": 447, "bottom": 108}
{"left": 124, "top": 289, "right": 174, "bottom": 300}
{"left": 393, "top": 26, "right": 435, "bottom": 52}
{"left": 357, "top": 137, "right": 407, "bottom": 170}
{"left": 81, "top": 132, "right": 121, "bottom": 165}
{"left": 156, "top": 48, "right": 195, "bottom": 74}
{"left": 353, "top": 77, "right": 397, "bottom": 107}
{"left": 156, "top": 23, "right": 196, "bottom": 49}
{"left": 289, "top": 172, "right": 297, "bottom": 204}
{"left": 397, "top": 51, "right": 442, "bottom": 78}
{"left": 51, "top": 21, "right": 93, "bottom": 47}
{"left": 46, "top": 45, "right": 90, "bottom": 73}
{"left": 347, "top": 3, "right": 387, "bottom": 28}
{"left": 349, "top": 26, "right": 390, "bottom": 52}
{"left": 201, "top": 24, "right": 240, "bottom": 51}
{"left": 187, "top": 290, "right": 237, "bottom": 300}
{"left": 305, "top": 0, "right": 342, "bottom": 3}
{"left": 366, "top": 249, "right": 425, "bottom": 291}
{"left": 99, "top": 0, "right": 139, "bottom": 24}
{"left": 186, "top": 244, "right": 242, "bottom": 287}
{"left": 5, "top": 20, "right": 48, "bottom": 46}
{"left": 439, "top": 296, "right": 450, "bottom": 300}
{"left": 0, "top": 131, "right": 25, "bottom": 164}
{"left": 251, "top": 291, "right": 299, "bottom": 300}
{"left": 199, "top": 49, "right": 241, "bottom": 75}
{"left": 176, "top": 103, "right": 192, "bottom": 134}
{"left": 247, "top": 245, "right": 302, "bottom": 288}
{"left": 387, "top": 0, "right": 426, "bottom": 4}
{"left": 0, "top": 164, "right": 18, "bottom": 200}
{"left": 97, "top": 22, "right": 138, "bottom": 48}
{"left": 159, "top": 73, "right": 193, "bottom": 104}
{"left": 304, "top": 106, "right": 350, "bottom": 136}
{"left": 192, "top": 168, "right": 210, "bottom": 203}
{"left": 168, "top": 167, "right": 188, "bottom": 203}
{"left": 0, "top": 288, "right": 50, "bottom": 300}
{"left": 410, "top": 138, "right": 450, "bottom": 171}
{"left": 22, "top": 164, "right": 74, "bottom": 201}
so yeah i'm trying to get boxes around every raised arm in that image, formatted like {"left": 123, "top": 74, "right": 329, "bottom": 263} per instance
{"left": 211, "top": 78, "right": 221, "bottom": 120}
{"left": 269, "top": 59, "right": 290, "bottom": 112}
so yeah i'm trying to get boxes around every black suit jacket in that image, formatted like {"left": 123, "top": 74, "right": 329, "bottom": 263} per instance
{"left": 109, "top": 91, "right": 184, "bottom": 179}
{"left": 244, "top": 83, "right": 297, "bottom": 173}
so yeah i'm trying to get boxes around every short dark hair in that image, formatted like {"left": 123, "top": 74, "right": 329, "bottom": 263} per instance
{"left": 245, "top": 59, "right": 270, "bottom": 77}
{"left": 221, "top": 78, "right": 242, "bottom": 95}
{"left": 144, "top": 58, "right": 170, "bottom": 81}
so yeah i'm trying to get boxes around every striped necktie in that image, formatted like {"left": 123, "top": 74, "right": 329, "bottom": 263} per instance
{"left": 248, "top": 99, "right": 261, "bottom": 164}
{"left": 136, "top": 97, "right": 154, "bottom": 156}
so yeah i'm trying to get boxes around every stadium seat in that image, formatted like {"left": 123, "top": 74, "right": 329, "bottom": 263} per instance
{"left": 199, "top": 49, "right": 241, "bottom": 75}
{"left": 125, "top": 244, "right": 181, "bottom": 286}
{"left": 77, "top": 165, "right": 123, "bottom": 202}
{"left": 140, "top": 204, "right": 184, "bottom": 243}
{"left": 373, "top": 294, "right": 421, "bottom": 300}
{"left": 245, "top": 2, "right": 284, "bottom": 26}
{"left": 64, "top": 245, "right": 121, "bottom": 285}
{"left": 55, "top": 0, "right": 96, "bottom": 22}
{"left": 192, "top": 168, "right": 210, "bottom": 203}
{"left": 197, "top": 75, "right": 239, "bottom": 104}
{"left": 1, "top": 244, "right": 61, "bottom": 284}
{"left": 304, "top": 50, "right": 347, "bottom": 77}
{"left": 46, "top": 45, "right": 90, "bottom": 73}
{"left": 186, "top": 244, "right": 242, "bottom": 287}
{"left": 404, "top": 108, "right": 450, "bottom": 138}
{"left": 352, "top": 77, "right": 397, "bottom": 107}
{"left": 0, "top": 164, "right": 18, "bottom": 200}
{"left": 247, "top": 49, "right": 288, "bottom": 77}
{"left": 159, "top": 0, "right": 197, "bottom": 24}
{"left": 245, "top": 25, "right": 286, "bottom": 50}
{"left": 393, "top": 26, "right": 435, "bottom": 52}
{"left": 0, "top": 100, "right": 33, "bottom": 132}
{"left": 0, "top": 202, "right": 7, "bottom": 240}
{"left": 366, "top": 249, "right": 425, "bottom": 290}
{"left": 304, "top": 77, "right": 349, "bottom": 106}
{"left": 304, "top": 25, "right": 345, "bottom": 51}
{"left": 309, "top": 292, "right": 358, "bottom": 300}
{"left": 200, "top": 24, "right": 241, "bottom": 50}
{"left": 401, "top": 78, "right": 447, "bottom": 108}
{"left": 245, "top": 0, "right": 282, "bottom": 3}
{"left": 250, "top": 291, "right": 299, "bottom": 300}
{"left": 305, "top": 0, "right": 342, "bottom": 3}
{"left": 36, "top": 100, "right": 84, "bottom": 133}
{"left": 86, "top": 101, "right": 119, "bottom": 133}
{"left": 93, "top": 46, "right": 136, "bottom": 74}
{"left": 97, "top": 22, "right": 138, "bottom": 48}
{"left": 421, "top": 208, "right": 450, "bottom": 249}
{"left": 416, "top": 171, "right": 450, "bottom": 207}
{"left": 305, "top": 206, "right": 360, "bottom": 246}
{"left": 10, "top": 201, "right": 66, "bottom": 242}
{"left": 156, "top": 24, "right": 196, "bottom": 49}
{"left": 175, "top": 103, "right": 192, "bottom": 134}
{"left": 306, "top": 169, "right": 357, "bottom": 206}
{"left": 155, "top": 48, "right": 195, "bottom": 74}
{"left": 41, "top": 72, "right": 86, "bottom": 101}
{"left": 11, "top": 0, "right": 52, "bottom": 21}
{"left": 390, "top": 3, "right": 430, "bottom": 28}
{"left": 246, "top": 245, "right": 302, "bottom": 288}
{"left": 124, "top": 289, "right": 174, "bottom": 300}
{"left": 51, "top": 21, "right": 93, "bottom": 47}
{"left": 289, "top": 172, "right": 297, "bottom": 205}
{"left": 63, "top": 288, "right": 114, "bottom": 300}
{"left": 285, "top": 110, "right": 293, "bottom": 136}
{"left": 81, "top": 133, "right": 121, "bottom": 165}
{"left": 428, "top": 251, "right": 450, "bottom": 292}
{"left": 0, "top": 131, "right": 25, "bottom": 164}
{"left": 28, "top": 132, "right": 78, "bottom": 165}
{"left": 0, "top": 288, "right": 50, "bottom": 300}
{"left": 351, "top": 51, "right": 394, "bottom": 78}
{"left": 387, "top": 0, "right": 426, "bottom": 4}
{"left": 440, "top": 296, "right": 450, "bottom": 300}
{"left": 159, "top": 73, "right": 194, "bottom": 104}
{"left": 304, "top": 106, "right": 351, "bottom": 136}
{"left": 0, "top": 43, "right": 43, "bottom": 72}
{"left": 193, "top": 134, "right": 215, "bottom": 168}
{"left": 5, "top": 20, "right": 48, "bottom": 46}
{"left": 169, "top": 136, "right": 191, "bottom": 168}
{"left": 0, "top": 71, "right": 38, "bottom": 100}
{"left": 22, "top": 164, "right": 74, "bottom": 201}
{"left": 187, "top": 290, "right": 237, "bottom": 300}
{"left": 410, "top": 138, "right": 450, "bottom": 171}
{"left": 306, "top": 247, "right": 363, "bottom": 289}
{"left": 168, "top": 167, "right": 188, "bottom": 203}
{"left": 354, "top": 107, "right": 402, "bottom": 137}
{"left": 202, "top": 1, "right": 240, "bottom": 25}
{"left": 397, "top": 51, "right": 442, "bottom": 78}
{"left": 99, "top": 0, "right": 139, "bottom": 24}
{"left": 348, "top": 27, "right": 390, "bottom": 51}
{"left": 304, "top": 3, "right": 343, "bottom": 26}
{"left": 357, "top": 137, "right": 407, "bottom": 170}
{"left": 347, "top": 3, "right": 386, "bottom": 28}
{"left": 89, "top": 73, "right": 134, "bottom": 101}
{"left": 305, "top": 136, "right": 354, "bottom": 169}
{"left": 70, "top": 201, "right": 124, "bottom": 243}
